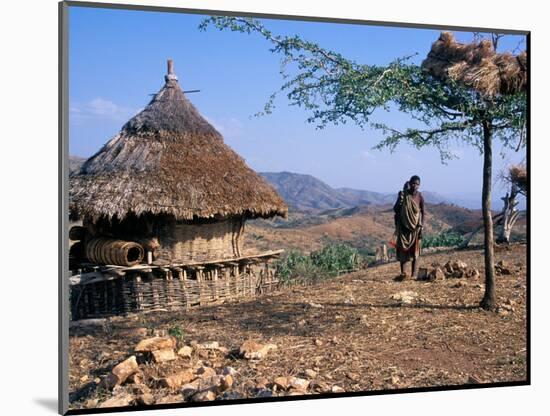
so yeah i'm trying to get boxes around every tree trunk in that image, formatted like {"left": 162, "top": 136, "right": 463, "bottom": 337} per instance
{"left": 480, "top": 121, "right": 496, "bottom": 310}
{"left": 497, "top": 185, "right": 520, "bottom": 244}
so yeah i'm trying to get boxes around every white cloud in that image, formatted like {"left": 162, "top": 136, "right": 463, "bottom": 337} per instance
{"left": 70, "top": 98, "right": 138, "bottom": 123}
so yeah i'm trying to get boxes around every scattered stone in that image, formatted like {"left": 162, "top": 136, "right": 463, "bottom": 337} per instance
{"left": 131, "top": 383, "right": 150, "bottom": 395}
{"left": 111, "top": 356, "right": 139, "bottom": 385}
{"left": 288, "top": 377, "right": 310, "bottom": 391}
{"left": 193, "top": 389, "right": 217, "bottom": 402}
{"left": 196, "top": 366, "right": 217, "bottom": 384}
{"left": 160, "top": 369, "right": 196, "bottom": 389}
{"left": 306, "top": 301, "right": 324, "bottom": 309}
{"left": 151, "top": 348, "right": 177, "bottom": 363}
{"left": 331, "top": 385, "right": 345, "bottom": 393}
{"left": 444, "top": 261, "right": 454, "bottom": 275}
{"left": 466, "top": 268, "right": 480, "bottom": 278}
{"left": 177, "top": 346, "right": 193, "bottom": 358}
{"left": 304, "top": 369, "right": 318, "bottom": 379}
{"left": 254, "top": 389, "right": 274, "bottom": 398}
{"left": 127, "top": 372, "right": 143, "bottom": 385}
{"left": 239, "top": 340, "right": 277, "bottom": 360}
{"left": 156, "top": 394, "right": 183, "bottom": 404}
{"left": 181, "top": 379, "right": 201, "bottom": 399}
{"left": 222, "top": 366, "right": 237, "bottom": 376}
{"left": 310, "top": 380, "right": 331, "bottom": 393}
{"left": 286, "top": 390, "right": 306, "bottom": 396}
{"left": 136, "top": 393, "right": 155, "bottom": 406}
{"left": 452, "top": 260, "right": 468, "bottom": 270}
{"left": 391, "top": 291, "right": 418, "bottom": 304}
{"left": 314, "top": 339, "right": 323, "bottom": 347}
{"left": 255, "top": 377, "right": 269, "bottom": 389}
{"left": 451, "top": 269, "right": 464, "bottom": 278}
{"left": 135, "top": 336, "right": 176, "bottom": 353}
{"left": 84, "top": 399, "right": 99, "bottom": 408}
{"left": 346, "top": 372, "right": 360, "bottom": 382}
{"left": 80, "top": 375, "right": 89, "bottom": 383}
{"left": 274, "top": 376, "right": 290, "bottom": 390}
{"left": 196, "top": 341, "right": 220, "bottom": 350}
{"left": 219, "top": 374, "right": 234, "bottom": 392}
{"left": 428, "top": 267, "right": 445, "bottom": 281}
{"left": 99, "top": 393, "right": 135, "bottom": 408}
{"left": 496, "top": 261, "right": 512, "bottom": 275}
{"left": 298, "top": 319, "right": 307, "bottom": 327}
{"left": 390, "top": 375, "right": 400, "bottom": 385}
{"left": 417, "top": 268, "right": 429, "bottom": 280}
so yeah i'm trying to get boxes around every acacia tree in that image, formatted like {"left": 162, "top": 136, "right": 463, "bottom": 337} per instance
{"left": 200, "top": 17, "right": 527, "bottom": 310}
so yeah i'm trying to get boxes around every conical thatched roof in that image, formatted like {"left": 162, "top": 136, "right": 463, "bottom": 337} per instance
{"left": 422, "top": 32, "right": 527, "bottom": 97}
{"left": 70, "top": 60, "right": 288, "bottom": 222}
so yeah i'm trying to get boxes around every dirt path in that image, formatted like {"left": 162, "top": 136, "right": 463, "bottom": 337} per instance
{"left": 68, "top": 243, "right": 527, "bottom": 409}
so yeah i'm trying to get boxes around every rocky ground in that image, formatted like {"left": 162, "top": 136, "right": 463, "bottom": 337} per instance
{"left": 68, "top": 243, "right": 527, "bottom": 410}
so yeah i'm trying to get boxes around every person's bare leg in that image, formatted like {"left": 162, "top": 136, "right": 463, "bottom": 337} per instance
{"left": 411, "top": 256, "right": 418, "bottom": 279}
{"left": 400, "top": 260, "right": 409, "bottom": 279}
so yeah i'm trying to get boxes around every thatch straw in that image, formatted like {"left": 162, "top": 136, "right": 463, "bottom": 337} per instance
{"left": 509, "top": 164, "right": 527, "bottom": 194}
{"left": 422, "top": 32, "right": 527, "bottom": 97}
{"left": 70, "top": 61, "right": 288, "bottom": 222}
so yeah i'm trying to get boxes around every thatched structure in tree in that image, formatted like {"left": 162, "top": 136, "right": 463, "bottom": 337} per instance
{"left": 509, "top": 164, "right": 527, "bottom": 196}
{"left": 422, "top": 32, "right": 527, "bottom": 97}
{"left": 70, "top": 60, "right": 288, "bottom": 264}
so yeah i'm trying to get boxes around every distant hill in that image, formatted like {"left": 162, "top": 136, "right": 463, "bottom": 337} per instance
{"left": 259, "top": 171, "right": 449, "bottom": 212}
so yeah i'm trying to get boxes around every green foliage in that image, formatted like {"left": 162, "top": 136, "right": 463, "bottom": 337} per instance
{"left": 422, "top": 231, "right": 465, "bottom": 248}
{"left": 276, "top": 243, "right": 361, "bottom": 284}
{"left": 168, "top": 324, "right": 185, "bottom": 343}
{"left": 199, "top": 17, "right": 526, "bottom": 162}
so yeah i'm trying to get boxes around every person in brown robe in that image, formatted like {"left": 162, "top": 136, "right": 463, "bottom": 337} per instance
{"left": 393, "top": 175, "right": 425, "bottom": 280}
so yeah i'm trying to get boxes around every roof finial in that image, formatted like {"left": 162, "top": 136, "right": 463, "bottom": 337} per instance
{"left": 165, "top": 59, "right": 178, "bottom": 82}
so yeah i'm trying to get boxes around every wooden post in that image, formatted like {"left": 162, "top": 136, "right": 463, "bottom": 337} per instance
{"left": 213, "top": 267, "right": 219, "bottom": 301}
{"left": 135, "top": 274, "right": 143, "bottom": 311}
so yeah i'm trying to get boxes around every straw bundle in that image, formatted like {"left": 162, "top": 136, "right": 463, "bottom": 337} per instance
{"left": 422, "top": 32, "right": 527, "bottom": 97}
{"left": 509, "top": 164, "right": 527, "bottom": 194}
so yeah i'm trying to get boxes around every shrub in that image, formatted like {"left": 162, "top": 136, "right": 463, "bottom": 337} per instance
{"left": 422, "top": 231, "right": 464, "bottom": 248}
{"left": 168, "top": 324, "right": 185, "bottom": 343}
{"left": 276, "top": 243, "right": 361, "bottom": 285}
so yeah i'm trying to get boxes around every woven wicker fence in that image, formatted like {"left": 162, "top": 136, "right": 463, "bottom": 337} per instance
{"left": 70, "top": 258, "right": 279, "bottom": 320}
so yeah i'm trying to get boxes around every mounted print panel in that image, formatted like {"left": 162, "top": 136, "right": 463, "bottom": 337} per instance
{"left": 59, "top": 1, "right": 529, "bottom": 414}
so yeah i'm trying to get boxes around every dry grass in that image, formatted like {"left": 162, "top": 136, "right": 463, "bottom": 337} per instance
{"left": 422, "top": 32, "right": 527, "bottom": 97}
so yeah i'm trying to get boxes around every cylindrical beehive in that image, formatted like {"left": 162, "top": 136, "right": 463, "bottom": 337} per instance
{"left": 85, "top": 238, "right": 144, "bottom": 266}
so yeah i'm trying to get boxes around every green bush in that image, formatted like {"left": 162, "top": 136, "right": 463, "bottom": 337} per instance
{"left": 276, "top": 243, "right": 361, "bottom": 285}
{"left": 168, "top": 324, "right": 185, "bottom": 343}
{"left": 422, "top": 231, "right": 464, "bottom": 248}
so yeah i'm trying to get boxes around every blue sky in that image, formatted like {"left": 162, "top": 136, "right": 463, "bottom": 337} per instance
{"left": 68, "top": 6, "right": 526, "bottom": 207}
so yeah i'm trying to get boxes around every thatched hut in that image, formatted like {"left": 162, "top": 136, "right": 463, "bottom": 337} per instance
{"left": 69, "top": 60, "right": 288, "bottom": 319}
